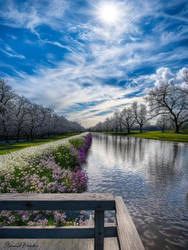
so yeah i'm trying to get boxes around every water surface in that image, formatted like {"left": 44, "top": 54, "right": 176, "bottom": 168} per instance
{"left": 84, "top": 133, "right": 188, "bottom": 250}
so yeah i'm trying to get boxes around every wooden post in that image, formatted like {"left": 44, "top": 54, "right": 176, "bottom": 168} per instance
{"left": 115, "top": 196, "right": 145, "bottom": 250}
{"left": 94, "top": 209, "right": 104, "bottom": 250}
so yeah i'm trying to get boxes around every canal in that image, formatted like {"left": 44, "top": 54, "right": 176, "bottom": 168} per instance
{"left": 84, "top": 133, "right": 188, "bottom": 250}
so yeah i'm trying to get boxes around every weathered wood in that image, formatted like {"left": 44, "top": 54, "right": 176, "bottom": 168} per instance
{"left": 0, "top": 193, "right": 115, "bottom": 210}
{"left": 115, "top": 197, "right": 145, "bottom": 250}
{"left": 88, "top": 215, "right": 119, "bottom": 250}
{"left": 0, "top": 193, "right": 144, "bottom": 250}
{"left": 87, "top": 215, "right": 94, "bottom": 250}
{"left": 104, "top": 238, "right": 119, "bottom": 250}
{"left": 0, "top": 225, "right": 116, "bottom": 239}
{"left": 0, "top": 193, "right": 113, "bottom": 200}
{"left": 94, "top": 210, "right": 104, "bottom": 250}
{"left": 89, "top": 215, "right": 119, "bottom": 250}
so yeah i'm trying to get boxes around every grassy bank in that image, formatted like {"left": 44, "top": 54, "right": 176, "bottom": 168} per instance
{"left": 0, "top": 132, "right": 81, "bottom": 155}
{"left": 103, "top": 130, "right": 188, "bottom": 142}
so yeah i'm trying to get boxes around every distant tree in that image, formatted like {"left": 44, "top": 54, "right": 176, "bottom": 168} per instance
{"left": 113, "top": 111, "right": 120, "bottom": 132}
{"left": 118, "top": 112, "right": 123, "bottom": 132}
{"left": 12, "top": 96, "right": 30, "bottom": 141}
{"left": 0, "top": 79, "right": 16, "bottom": 140}
{"left": 0, "top": 78, "right": 15, "bottom": 112}
{"left": 146, "top": 81, "right": 188, "bottom": 133}
{"left": 156, "top": 115, "right": 171, "bottom": 132}
{"left": 0, "top": 78, "right": 84, "bottom": 141}
{"left": 121, "top": 107, "right": 135, "bottom": 133}
{"left": 132, "top": 102, "right": 147, "bottom": 133}
{"left": 105, "top": 118, "right": 112, "bottom": 131}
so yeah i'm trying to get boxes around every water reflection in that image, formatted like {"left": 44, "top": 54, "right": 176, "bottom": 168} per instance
{"left": 84, "top": 133, "right": 188, "bottom": 250}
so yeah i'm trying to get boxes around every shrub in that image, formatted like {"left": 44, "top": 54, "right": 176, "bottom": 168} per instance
{"left": 53, "top": 145, "right": 78, "bottom": 170}
{"left": 69, "top": 138, "right": 84, "bottom": 148}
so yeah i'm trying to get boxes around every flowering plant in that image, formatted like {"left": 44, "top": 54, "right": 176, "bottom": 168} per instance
{"left": 0, "top": 133, "right": 92, "bottom": 226}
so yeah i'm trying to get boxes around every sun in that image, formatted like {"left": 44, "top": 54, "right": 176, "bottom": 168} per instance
{"left": 97, "top": 2, "right": 120, "bottom": 25}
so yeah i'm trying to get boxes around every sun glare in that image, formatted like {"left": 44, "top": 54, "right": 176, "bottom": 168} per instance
{"left": 97, "top": 2, "right": 119, "bottom": 25}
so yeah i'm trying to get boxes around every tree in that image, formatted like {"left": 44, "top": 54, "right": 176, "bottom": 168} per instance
{"left": 0, "top": 79, "right": 16, "bottom": 140}
{"left": 12, "top": 96, "right": 30, "bottom": 141}
{"left": 156, "top": 115, "right": 171, "bottom": 132}
{"left": 0, "top": 79, "right": 15, "bottom": 112}
{"left": 121, "top": 107, "right": 135, "bottom": 133}
{"left": 113, "top": 111, "right": 120, "bottom": 132}
{"left": 132, "top": 102, "right": 147, "bottom": 133}
{"left": 0, "top": 78, "right": 84, "bottom": 141}
{"left": 118, "top": 112, "right": 123, "bottom": 132}
{"left": 146, "top": 81, "right": 188, "bottom": 133}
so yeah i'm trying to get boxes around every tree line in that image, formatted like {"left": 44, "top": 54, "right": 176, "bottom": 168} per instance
{"left": 0, "top": 78, "right": 84, "bottom": 142}
{"left": 91, "top": 70, "right": 188, "bottom": 133}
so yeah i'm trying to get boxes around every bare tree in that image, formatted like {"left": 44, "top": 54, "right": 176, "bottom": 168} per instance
{"left": 12, "top": 96, "right": 30, "bottom": 141}
{"left": 156, "top": 115, "right": 171, "bottom": 132}
{"left": 132, "top": 102, "right": 147, "bottom": 132}
{"left": 146, "top": 81, "right": 188, "bottom": 133}
{"left": 0, "top": 79, "right": 15, "bottom": 112}
{"left": 121, "top": 107, "right": 135, "bottom": 133}
{"left": 118, "top": 111, "right": 123, "bottom": 132}
{"left": 113, "top": 111, "right": 120, "bottom": 132}
{"left": 0, "top": 78, "right": 84, "bottom": 141}
{"left": 0, "top": 79, "right": 16, "bottom": 140}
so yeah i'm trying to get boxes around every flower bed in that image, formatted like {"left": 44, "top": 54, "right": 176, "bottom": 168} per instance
{"left": 0, "top": 133, "right": 92, "bottom": 226}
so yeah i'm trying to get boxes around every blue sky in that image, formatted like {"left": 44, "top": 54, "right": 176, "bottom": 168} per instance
{"left": 0, "top": 0, "right": 188, "bottom": 127}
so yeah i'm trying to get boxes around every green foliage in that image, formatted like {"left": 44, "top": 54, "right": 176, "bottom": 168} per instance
{"left": 69, "top": 138, "right": 84, "bottom": 148}
{"left": 53, "top": 145, "right": 78, "bottom": 170}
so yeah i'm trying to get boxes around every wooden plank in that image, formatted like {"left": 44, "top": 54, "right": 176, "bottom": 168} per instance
{"left": 104, "top": 238, "right": 119, "bottom": 250}
{"left": 0, "top": 225, "right": 117, "bottom": 239}
{"left": 0, "top": 200, "right": 114, "bottom": 211}
{"left": 94, "top": 210, "right": 104, "bottom": 250}
{"left": 0, "top": 193, "right": 115, "bottom": 210}
{"left": 87, "top": 215, "right": 94, "bottom": 250}
{"left": 0, "top": 193, "right": 114, "bottom": 201}
{"left": 115, "top": 197, "right": 145, "bottom": 250}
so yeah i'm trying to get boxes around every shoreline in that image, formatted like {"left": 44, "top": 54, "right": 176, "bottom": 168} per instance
{"left": 100, "top": 131, "right": 188, "bottom": 143}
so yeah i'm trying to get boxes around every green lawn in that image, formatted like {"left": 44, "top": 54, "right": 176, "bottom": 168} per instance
{"left": 103, "top": 130, "right": 188, "bottom": 142}
{"left": 0, "top": 132, "right": 82, "bottom": 155}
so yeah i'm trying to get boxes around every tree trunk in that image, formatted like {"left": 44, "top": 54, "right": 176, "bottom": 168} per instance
{"left": 16, "top": 130, "right": 20, "bottom": 142}
{"left": 175, "top": 125, "right": 179, "bottom": 133}
{"left": 175, "top": 120, "right": 180, "bottom": 133}
{"left": 139, "top": 125, "right": 143, "bottom": 133}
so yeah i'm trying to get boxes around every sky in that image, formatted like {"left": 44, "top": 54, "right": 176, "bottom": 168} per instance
{"left": 0, "top": 0, "right": 188, "bottom": 128}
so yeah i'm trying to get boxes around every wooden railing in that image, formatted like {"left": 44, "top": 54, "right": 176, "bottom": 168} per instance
{"left": 0, "top": 193, "right": 144, "bottom": 250}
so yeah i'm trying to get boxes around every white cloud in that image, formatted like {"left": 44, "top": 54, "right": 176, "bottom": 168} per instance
{"left": 149, "top": 67, "right": 174, "bottom": 87}
{"left": 176, "top": 67, "right": 188, "bottom": 89}
{"left": 176, "top": 67, "right": 188, "bottom": 81}
{"left": 0, "top": 0, "right": 69, "bottom": 32}
{"left": 1, "top": 0, "right": 188, "bottom": 128}
{"left": 0, "top": 47, "right": 25, "bottom": 59}
{"left": 5, "top": 48, "right": 147, "bottom": 127}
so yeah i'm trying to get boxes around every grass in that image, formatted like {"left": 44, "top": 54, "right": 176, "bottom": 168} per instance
{"left": 103, "top": 130, "right": 188, "bottom": 142}
{"left": 0, "top": 132, "right": 82, "bottom": 155}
